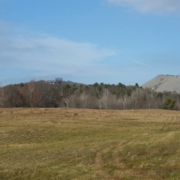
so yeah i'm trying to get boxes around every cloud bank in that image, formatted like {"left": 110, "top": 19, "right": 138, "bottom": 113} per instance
{"left": 107, "top": 0, "right": 180, "bottom": 13}
{"left": 0, "top": 21, "right": 115, "bottom": 83}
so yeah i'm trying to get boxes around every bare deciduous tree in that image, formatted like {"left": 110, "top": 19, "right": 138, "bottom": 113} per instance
{"left": 54, "top": 78, "right": 69, "bottom": 108}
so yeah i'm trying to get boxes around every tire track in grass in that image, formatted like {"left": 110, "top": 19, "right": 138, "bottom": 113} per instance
{"left": 94, "top": 146, "right": 115, "bottom": 180}
{"left": 94, "top": 142, "right": 131, "bottom": 180}
{"left": 97, "top": 139, "right": 149, "bottom": 179}
{"left": 110, "top": 136, "right": 163, "bottom": 180}
{"left": 94, "top": 139, "right": 136, "bottom": 180}
{"left": 112, "top": 141, "right": 135, "bottom": 179}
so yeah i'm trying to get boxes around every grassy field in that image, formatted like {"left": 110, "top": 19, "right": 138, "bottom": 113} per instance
{"left": 1, "top": 108, "right": 180, "bottom": 180}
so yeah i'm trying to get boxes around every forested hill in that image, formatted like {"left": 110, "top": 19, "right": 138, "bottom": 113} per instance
{"left": 0, "top": 78, "right": 179, "bottom": 110}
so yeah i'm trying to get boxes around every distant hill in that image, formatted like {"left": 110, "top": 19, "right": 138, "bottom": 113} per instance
{"left": 48, "top": 79, "right": 83, "bottom": 86}
{"left": 142, "top": 75, "right": 180, "bottom": 93}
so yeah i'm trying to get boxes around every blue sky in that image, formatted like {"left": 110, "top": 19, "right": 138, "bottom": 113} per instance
{"left": 0, "top": 0, "right": 180, "bottom": 86}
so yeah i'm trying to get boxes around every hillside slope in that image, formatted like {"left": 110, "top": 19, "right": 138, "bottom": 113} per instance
{"left": 142, "top": 75, "right": 180, "bottom": 93}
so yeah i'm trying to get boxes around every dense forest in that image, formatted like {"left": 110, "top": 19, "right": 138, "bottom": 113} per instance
{"left": 0, "top": 78, "right": 179, "bottom": 110}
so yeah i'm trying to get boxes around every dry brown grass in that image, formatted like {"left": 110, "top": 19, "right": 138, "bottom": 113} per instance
{"left": 1, "top": 108, "right": 180, "bottom": 180}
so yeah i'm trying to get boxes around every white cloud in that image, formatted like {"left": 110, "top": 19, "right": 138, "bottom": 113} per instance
{"left": 134, "top": 60, "right": 150, "bottom": 67}
{"left": 0, "top": 22, "right": 115, "bottom": 82}
{"left": 107, "top": 0, "right": 180, "bottom": 13}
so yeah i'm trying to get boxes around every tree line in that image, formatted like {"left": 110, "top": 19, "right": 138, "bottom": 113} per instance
{"left": 0, "top": 78, "right": 179, "bottom": 110}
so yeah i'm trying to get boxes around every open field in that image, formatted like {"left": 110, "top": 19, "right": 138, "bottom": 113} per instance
{"left": 1, "top": 108, "right": 180, "bottom": 180}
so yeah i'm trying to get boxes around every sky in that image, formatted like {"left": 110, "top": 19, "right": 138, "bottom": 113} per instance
{"left": 0, "top": 0, "right": 180, "bottom": 86}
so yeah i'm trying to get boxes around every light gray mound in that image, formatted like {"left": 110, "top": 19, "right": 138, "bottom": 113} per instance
{"left": 142, "top": 75, "right": 180, "bottom": 93}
